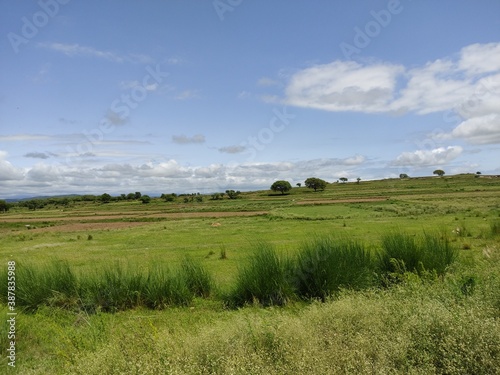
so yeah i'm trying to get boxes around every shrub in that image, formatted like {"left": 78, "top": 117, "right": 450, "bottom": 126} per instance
{"left": 293, "top": 236, "right": 374, "bottom": 301}
{"left": 227, "top": 242, "right": 294, "bottom": 307}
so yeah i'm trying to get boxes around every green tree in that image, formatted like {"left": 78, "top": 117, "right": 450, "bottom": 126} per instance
{"left": 296, "top": 183, "right": 302, "bottom": 188}
{"left": 356, "top": 177, "right": 361, "bottom": 184}
{"left": 433, "top": 169, "right": 445, "bottom": 177}
{"left": 100, "top": 193, "right": 112, "bottom": 203}
{"left": 161, "top": 193, "right": 176, "bottom": 202}
{"left": 134, "top": 192, "right": 142, "bottom": 199}
{"left": 225, "top": 190, "right": 241, "bottom": 199}
{"left": 339, "top": 177, "right": 348, "bottom": 183}
{"left": 304, "top": 177, "right": 327, "bottom": 192}
{"left": 126, "top": 193, "right": 136, "bottom": 200}
{"left": 0, "top": 199, "right": 9, "bottom": 212}
{"left": 270, "top": 180, "right": 292, "bottom": 195}
{"left": 211, "top": 193, "right": 224, "bottom": 200}
{"left": 399, "top": 173, "right": 409, "bottom": 179}
{"left": 140, "top": 195, "right": 151, "bottom": 204}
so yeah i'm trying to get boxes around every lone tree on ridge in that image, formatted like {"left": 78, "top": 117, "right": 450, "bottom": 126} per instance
{"left": 270, "top": 180, "right": 292, "bottom": 195}
{"left": 304, "top": 177, "right": 327, "bottom": 192}
{"left": 433, "top": 169, "right": 445, "bottom": 177}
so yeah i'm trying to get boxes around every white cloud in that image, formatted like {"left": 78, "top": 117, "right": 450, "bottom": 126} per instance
{"left": 391, "top": 146, "right": 463, "bottom": 167}
{"left": 285, "top": 60, "right": 404, "bottom": 113}
{"left": 0, "top": 152, "right": 24, "bottom": 181}
{"left": 0, "top": 155, "right": 370, "bottom": 198}
{"left": 450, "top": 114, "right": 500, "bottom": 145}
{"left": 458, "top": 43, "right": 500, "bottom": 75}
{"left": 283, "top": 43, "right": 500, "bottom": 116}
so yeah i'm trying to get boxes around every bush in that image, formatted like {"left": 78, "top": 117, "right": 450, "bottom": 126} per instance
{"left": 293, "top": 236, "right": 374, "bottom": 301}
{"left": 227, "top": 243, "right": 294, "bottom": 307}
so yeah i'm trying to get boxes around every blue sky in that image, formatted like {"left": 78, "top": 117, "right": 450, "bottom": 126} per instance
{"left": 1, "top": 0, "right": 499, "bottom": 198}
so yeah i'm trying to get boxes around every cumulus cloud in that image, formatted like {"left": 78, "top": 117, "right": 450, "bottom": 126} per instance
{"left": 449, "top": 114, "right": 500, "bottom": 145}
{"left": 280, "top": 42, "right": 500, "bottom": 144}
{"left": 391, "top": 146, "right": 463, "bottom": 167}
{"left": 283, "top": 42, "right": 500, "bottom": 116}
{"left": 458, "top": 43, "right": 500, "bottom": 75}
{"left": 285, "top": 60, "right": 404, "bottom": 113}
{"left": 0, "top": 155, "right": 370, "bottom": 198}
{"left": 172, "top": 134, "right": 206, "bottom": 144}
{"left": 0, "top": 151, "right": 24, "bottom": 181}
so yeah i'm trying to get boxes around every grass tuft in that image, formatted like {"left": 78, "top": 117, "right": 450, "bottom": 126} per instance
{"left": 293, "top": 235, "right": 374, "bottom": 301}
{"left": 226, "top": 242, "right": 294, "bottom": 307}
{"left": 378, "top": 231, "right": 458, "bottom": 283}
{"left": 180, "top": 256, "right": 214, "bottom": 298}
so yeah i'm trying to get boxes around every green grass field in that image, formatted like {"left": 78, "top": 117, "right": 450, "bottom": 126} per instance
{"left": 1, "top": 174, "right": 499, "bottom": 374}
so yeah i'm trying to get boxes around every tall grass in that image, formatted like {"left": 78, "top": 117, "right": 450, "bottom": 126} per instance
{"left": 180, "top": 256, "right": 214, "bottom": 298}
{"left": 15, "top": 261, "right": 79, "bottom": 312}
{"left": 3, "top": 260, "right": 207, "bottom": 313}
{"left": 490, "top": 220, "right": 500, "bottom": 238}
{"left": 226, "top": 242, "right": 295, "bottom": 307}
{"left": 0, "top": 232, "right": 459, "bottom": 312}
{"left": 379, "top": 231, "right": 457, "bottom": 282}
{"left": 82, "top": 262, "right": 146, "bottom": 312}
{"left": 293, "top": 236, "right": 374, "bottom": 301}
{"left": 143, "top": 264, "right": 193, "bottom": 309}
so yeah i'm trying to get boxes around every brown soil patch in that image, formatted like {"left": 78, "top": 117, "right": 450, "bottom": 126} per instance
{"left": 296, "top": 197, "right": 389, "bottom": 205}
